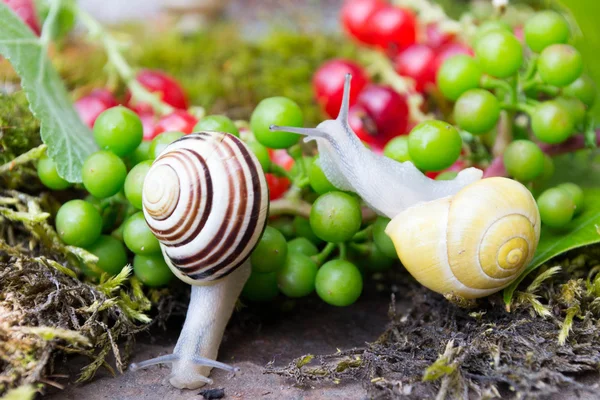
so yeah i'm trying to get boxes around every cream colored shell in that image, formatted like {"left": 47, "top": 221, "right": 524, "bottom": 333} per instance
{"left": 385, "top": 177, "right": 540, "bottom": 299}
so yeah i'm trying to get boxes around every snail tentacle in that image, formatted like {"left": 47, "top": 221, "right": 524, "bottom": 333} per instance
{"left": 269, "top": 74, "right": 483, "bottom": 218}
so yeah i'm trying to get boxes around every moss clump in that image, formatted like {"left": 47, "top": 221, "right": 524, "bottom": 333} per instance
{"left": 0, "top": 90, "right": 40, "bottom": 163}
{"left": 0, "top": 190, "right": 155, "bottom": 395}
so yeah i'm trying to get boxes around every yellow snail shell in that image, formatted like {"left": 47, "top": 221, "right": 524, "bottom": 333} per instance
{"left": 385, "top": 177, "right": 541, "bottom": 299}
{"left": 142, "top": 131, "right": 269, "bottom": 286}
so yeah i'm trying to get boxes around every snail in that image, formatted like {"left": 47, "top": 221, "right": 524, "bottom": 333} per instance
{"left": 129, "top": 131, "right": 269, "bottom": 389}
{"left": 270, "top": 74, "right": 540, "bottom": 299}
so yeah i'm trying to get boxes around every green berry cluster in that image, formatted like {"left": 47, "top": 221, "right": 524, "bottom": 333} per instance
{"left": 240, "top": 97, "right": 404, "bottom": 307}
{"left": 437, "top": 10, "right": 595, "bottom": 147}
{"left": 41, "top": 106, "right": 177, "bottom": 287}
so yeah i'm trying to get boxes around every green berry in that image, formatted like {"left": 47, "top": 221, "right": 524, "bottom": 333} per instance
{"left": 563, "top": 74, "right": 596, "bottom": 107}
{"left": 435, "top": 171, "right": 459, "bottom": 181}
{"left": 130, "top": 141, "right": 152, "bottom": 165}
{"left": 538, "top": 154, "right": 555, "bottom": 183}
{"left": 531, "top": 101, "right": 574, "bottom": 144}
{"left": 308, "top": 157, "right": 336, "bottom": 194}
{"left": 537, "top": 187, "right": 575, "bottom": 228}
{"left": 475, "top": 31, "right": 523, "bottom": 78}
{"left": 555, "top": 97, "right": 586, "bottom": 127}
{"left": 123, "top": 211, "right": 161, "bottom": 255}
{"left": 437, "top": 55, "right": 482, "bottom": 101}
{"left": 310, "top": 191, "right": 362, "bottom": 243}
{"left": 246, "top": 140, "right": 271, "bottom": 172}
{"left": 269, "top": 217, "right": 295, "bottom": 240}
{"left": 287, "top": 237, "right": 319, "bottom": 257}
{"left": 82, "top": 151, "right": 127, "bottom": 199}
{"left": 149, "top": 131, "right": 185, "bottom": 159}
{"left": 250, "top": 226, "right": 288, "bottom": 273}
{"left": 372, "top": 217, "right": 397, "bottom": 259}
{"left": 125, "top": 160, "right": 152, "bottom": 209}
{"left": 383, "top": 136, "right": 411, "bottom": 163}
{"left": 292, "top": 216, "right": 323, "bottom": 244}
{"left": 408, "top": 120, "right": 462, "bottom": 172}
{"left": 475, "top": 20, "right": 512, "bottom": 45}
{"left": 93, "top": 106, "right": 143, "bottom": 157}
{"left": 133, "top": 253, "right": 174, "bottom": 287}
{"left": 503, "top": 140, "right": 545, "bottom": 182}
{"left": 315, "top": 259, "right": 363, "bottom": 306}
{"left": 86, "top": 235, "right": 128, "bottom": 276}
{"left": 37, "top": 153, "right": 71, "bottom": 190}
{"left": 362, "top": 242, "right": 395, "bottom": 272}
{"left": 56, "top": 200, "right": 103, "bottom": 247}
{"left": 454, "top": 89, "right": 500, "bottom": 134}
{"left": 250, "top": 97, "right": 303, "bottom": 149}
{"left": 277, "top": 252, "right": 318, "bottom": 298}
{"left": 524, "top": 10, "right": 570, "bottom": 53}
{"left": 242, "top": 271, "right": 279, "bottom": 302}
{"left": 194, "top": 115, "right": 239, "bottom": 136}
{"left": 557, "top": 182, "right": 584, "bottom": 214}
{"left": 538, "top": 44, "right": 583, "bottom": 87}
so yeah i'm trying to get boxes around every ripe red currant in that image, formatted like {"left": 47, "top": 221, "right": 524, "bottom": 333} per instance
{"left": 151, "top": 110, "right": 197, "bottom": 139}
{"left": 313, "top": 59, "right": 369, "bottom": 118}
{"left": 127, "top": 69, "right": 188, "bottom": 113}
{"left": 74, "top": 89, "right": 119, "bottom": 128}
{"left": 393, "top": 44, "right": 436, "bottom": 92}
{"left": 340, "top": 0, "right": 385, "bottom": 45}
{"left": 366, "top": 6, "right": 417, "bottom": 53}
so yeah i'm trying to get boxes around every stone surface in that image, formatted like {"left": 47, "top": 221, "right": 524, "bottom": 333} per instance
{"left": 48, "top": 294, "right": 391, "bottom": 400}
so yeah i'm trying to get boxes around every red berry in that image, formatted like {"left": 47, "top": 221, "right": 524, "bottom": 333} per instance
{"left": 367, "top": 6, "right": 417, "bottom": 53}
{"left": 394, "top": 44, "right": 436, "bottom": 92}
{"left": 151, "top": 110, "right": 197, "bottom": 139}
{"left": 140, "top": 113, "right": 157, "bottom": 141}
{"left": 269, "top": 149, "right": 295, "bottom": 171}
{"left": 4, "top": 0, "right": 40, "bottom": 35}
{"left": 74, "top": 89, "right": 119, "bottom": 128}
{"left": 425, "top": 24, "right": 455, "bottom": 49}
{"left": 341, "top": 0, "right": 385, "bottom": 45}
{"left": 127, "top": 69, "right": 188, "bottom": 113}
{"left": 313, "top": 59, "right": 369, "bottom": 118}
{"left": 356, "top": 84, "right": 409, "bottom": 144}
{"left": 425, "top": 171, "right": 440, "bottom": 179}
{"left": 348, "top": 104, "right": 386, "bottom": 150}
{"left": 432, "top": 42, "right": 474, "bottom": 77}
{"left": 265, "top": 173, "right": 290, "bottom": 200}
{"left": 447, "top": 160, "right": 466, "bottom": 172}
{"left": 513, "top": 26, "right": 524, "bottom": 43}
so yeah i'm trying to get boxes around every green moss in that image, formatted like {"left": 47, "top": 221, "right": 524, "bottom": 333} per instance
{"left": 0, "top": 91, "right": 40, "bottom": 165}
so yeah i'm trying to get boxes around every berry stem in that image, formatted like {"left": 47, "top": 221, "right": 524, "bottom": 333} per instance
{"left": 351, "top": 225, "right": 373, "bottom": 242}
{"left": 313, "top": 242, "right": 337, "bottom": 267}
{"left": 268, "top": 163, "right": 294, "bottom": 181}
{"left": 480, "top": 76, "right": 515, "bottom": 104}
{"left": 269, "top": 198, "right": 311, "bottom": 219}
{"left": 338, "top": 242, "right": 348, "bottom": 260}
{"left": 0, "top": 144, "right": 47, "bottom": 175}
{"left": 75, "top": 8, "right": 174, "bottom": 116}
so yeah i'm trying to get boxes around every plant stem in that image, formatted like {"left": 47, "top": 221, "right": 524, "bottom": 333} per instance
{"left": 0, "top": 144, "right": 47, "bottom": 175}
{"left": 313, "top": 242, "right": 336, "bottom": 266}
{"left": 75, "top": 9, "right": 173, "bottom": 116}
{"left": 338, "top": 242, "right": 347, "bottom": 260}
{"left": 351, "top": 225, "right": 373, "bottom": 242}
{"left": 269, "top": 198, "right": 311, "bottom": 218}
{"left": 268, "top": 163, "right": 294, "bottom": 180}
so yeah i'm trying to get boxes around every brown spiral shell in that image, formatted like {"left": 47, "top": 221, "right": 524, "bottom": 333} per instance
{"left": 142, "top": 131, "right": 269, "bottom": 286}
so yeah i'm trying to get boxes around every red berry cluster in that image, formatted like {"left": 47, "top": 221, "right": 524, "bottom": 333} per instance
{"left": 74, "top": 69, "right": 197, "bottom": 142}
{"left": 312, "top": 0, "right": 474, "bottom": 151}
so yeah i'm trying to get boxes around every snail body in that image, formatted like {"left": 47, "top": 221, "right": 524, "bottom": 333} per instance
{"left": 131, "top": 131, "right": 268, "bottom": 389}
{"left": 271, "top": 74, "right": 540, "bottom": 299}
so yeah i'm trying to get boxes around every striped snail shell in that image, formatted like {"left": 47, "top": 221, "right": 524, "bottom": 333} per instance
{"left": 385, "top": 177, "right": 541, "bottom": 299}
{"left": 142, "top": 131, "right": 269, "bottom": 286}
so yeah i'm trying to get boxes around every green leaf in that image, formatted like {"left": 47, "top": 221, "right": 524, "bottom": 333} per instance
{"left": 503, "top": 188, "right": 600, "bottom": 305}
{"left": 0, "top": 3, "right": 97, "bottom": 182}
